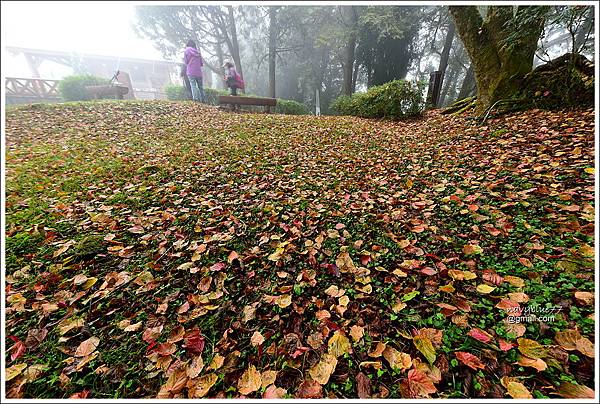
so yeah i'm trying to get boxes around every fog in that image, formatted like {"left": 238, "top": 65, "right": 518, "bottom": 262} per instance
{"left": 2, "top": 2, "right": 594, "bottom": 110}
{"left": 2, "top": 1, "right": 164, "bottom": 78}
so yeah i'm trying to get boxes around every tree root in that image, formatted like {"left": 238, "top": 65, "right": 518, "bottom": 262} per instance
{"left": 478, "top": 98, "right": 529, "bottom": 123}
{"left": 441, "top": 96, "right": 476, "bottom": 115}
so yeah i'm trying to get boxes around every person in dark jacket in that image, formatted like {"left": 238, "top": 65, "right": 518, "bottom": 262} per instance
{"left": 183, "top": 39, "right": 206, "bottom": 103}
{"left": 180, "top": 63, "right": 192, "bottom": 100}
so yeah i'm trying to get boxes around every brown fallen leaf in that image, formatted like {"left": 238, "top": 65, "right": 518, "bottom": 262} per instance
{"left": 74, "top": 336, "right": 100, "bottom": 357}
{"left": 308, "top": 353, "right": 337, "bottom": 385}
{"left": 356, "top": 371, "right": 371, "bottom": 398}
{"left": 555, "top": 381, "right": 595, "bottom": 398}
{"left": 238, "top": 365, "right": 262, "bottom": 395}
{"left": 186, "top": 355, "right": 204, "bottom": 379}
{"left": 250, "top": 331, "right": 265, "bottom": 347}
{"left": 516, "top": 355, "right": 547, "bottom": 371}
{"left": 157, "top": 364, "right": 188, "bottom": 398}
{"left": 501, "top": 377, "right": 532, "bottom": 399}
{"left": 368, "top": 341, "right": 387, "bottom": 357}
{"left": 260, "top": 370, "right": 277, "bottom": 389}
{"left": 263, "top": 385, "right": 287, "bottom": 399}
{"left": 349, "top": 325, "right": 364, "bottom": 342}
{"left": 574, "top": 291, "right": 594, "bottom": 306}
{"left": 296, "top": 379, "right": 323, "bottom": 398}
{"left": 575, "top": 337, "right": 595, "bottom": 358}
{"left": 383, "top": 346, "right": 412, "bottom": 370}
{"left": 187, "top": 373, "right": 218, "bottom": 398}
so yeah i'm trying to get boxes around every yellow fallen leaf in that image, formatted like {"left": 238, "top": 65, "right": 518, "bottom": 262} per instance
{"left": 476, "top": 284, "right": 496, "bottom": 294}
{"left": 413, "top": 335, "right": 436, "bottom": 364}
{"left": 501, "top": 377, "right": 532, "bottom": 399}
{"left": 275, "top": 294, "right": 292, "bottom": 308}
{"left": 574, "top": 291, "right": 594, "bottom": 306}
{"left": 392, "top": 300, "right": 407, "bottom": 313}
{"left": 338, "top": 295, "right": 350, "bottom": 306}
{"left": 6, "top": 363, "right": 27, "bottom": 381}
{"left": 268, "top": 247, "right": 285, "bottom": 261}
{"left": 242, "top": 304, "right": 257, "bottom": 323}
{"left": 439, "top": 283, "right": 455, "bottom": 293}
{"left": 188, "top": 373, "right": 218, "bottom": 398}
{"left": 261, "top": 370, "right": 277, "bottom": 389}
{"left": 238, "top": 365, "right": 262, "bottom": 395}
{"left": 328, "top": 331, "right": 351, "bottom": 357}
{"left": 58, "top": 317, "right": 84, "bottom": 335}
{"left": 359, "top": 361, "right": 382, "bottom": 369}
{"left": 517, "top": 338, "right": 547, "bottom": 359}
{"left": 504, "top": 275, "right": 525, "bottom": 288}
{"left": 124, "top": 321, "right": 142, "bottom": 332}
{"left": 463, "top": 244, "right": 483, "bottom": 255}
{"left": 309, "top": 353, "right": 337, "bottom": 385}
{"left": 208, "top": 353, "right": 224, "bottom": 370}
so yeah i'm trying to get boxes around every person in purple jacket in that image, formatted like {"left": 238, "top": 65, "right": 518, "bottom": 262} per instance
{"left": 183, "top": 40, "right": 205, "bottom": 103}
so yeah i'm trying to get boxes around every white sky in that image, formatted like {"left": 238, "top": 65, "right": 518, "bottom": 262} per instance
{"left": 2, "top": 1, "right": 168, "bottom": 78}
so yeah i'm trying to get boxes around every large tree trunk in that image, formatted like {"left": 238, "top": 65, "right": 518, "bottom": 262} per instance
{"left": 215, "top": 42, "right": 226, "bottom": 89}
{"left": 351, "top": 62, "right": 359, "bottom": 93}
{"left": 449, "top": 6, "right": 545, "bottom": 111}
{"left": 268, "top": 7, "right": 277, "bottom": 98}
{"left": 341, "top": 6, "right": 359, "bottom": 96}
{"left": 436, "top": 21, "right": 455, "bottom": 107}
{"left": 574, "top": 7, "right": 594, "bottom": 52}
{"left": 439, "top": 62, "right": 458, "bottom": 106}
{"left": 457, "top": 63, "right": 476, "bottom": 100}
{"left": 227, "top": 6, "right": 244, "bottom": 92}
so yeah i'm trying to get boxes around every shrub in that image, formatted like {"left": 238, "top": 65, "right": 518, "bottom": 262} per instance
{"left": 165, "top": 84, "right": 188, "bottom": 101}
{"left": 166, "top": 85, "right": 229, "bottom": 105}
{"left": 205, "top": 88, "right": 229, "bottom": 105}
{"left": 164, "top": 86, "right": 309, "bottom": 115}
{"left": 274, "top": 99, "right": 310, "bottom": 115}
{"left": 58, "top": 74, "right": 109, "bottom": 101}
{"left": 331, "top": 80, "right": 425, "bottom": 119}
{"left": 330, "top": 95, "right": 353, "bottom": 116}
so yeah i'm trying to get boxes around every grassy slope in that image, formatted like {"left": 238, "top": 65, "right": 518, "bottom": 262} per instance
{"left": 4, "top": 100, "right": 595, "bottom": 399}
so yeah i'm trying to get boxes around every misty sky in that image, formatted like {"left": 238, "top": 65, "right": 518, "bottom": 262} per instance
{"left": 2, "top": 1, "right": 166, "bottom": 77}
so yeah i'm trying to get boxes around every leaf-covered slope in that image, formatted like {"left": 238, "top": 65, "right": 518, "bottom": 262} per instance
{"left": 4, "top": 101, "right": 595, "bottom": 399}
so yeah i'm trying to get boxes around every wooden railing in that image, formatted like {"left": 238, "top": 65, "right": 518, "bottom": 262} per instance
{"left": 5, "top": 77, "right": 61, "bottom": 100}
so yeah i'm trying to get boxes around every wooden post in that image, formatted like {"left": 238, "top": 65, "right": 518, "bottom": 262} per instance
{"left": 426, "top": 71, "right": 443, "bottom": 108}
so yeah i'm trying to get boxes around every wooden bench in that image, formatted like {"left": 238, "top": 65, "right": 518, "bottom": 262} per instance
{"left": 85, "top": 84, "right": 129, "bottom": 100}
{"left": 218, "top": 95, "right": 277, "bottom": 113}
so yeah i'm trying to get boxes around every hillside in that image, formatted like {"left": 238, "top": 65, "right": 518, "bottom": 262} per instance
{"left": 4, "top": 101, "right": 595, "bottom": 399}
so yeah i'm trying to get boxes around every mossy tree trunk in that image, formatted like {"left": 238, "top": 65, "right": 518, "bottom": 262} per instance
{"left": 449, "top": 6, "right": 545, "bottom": 112}
{"left": 341, "top": 6, "right": 359, "bottom": 96}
